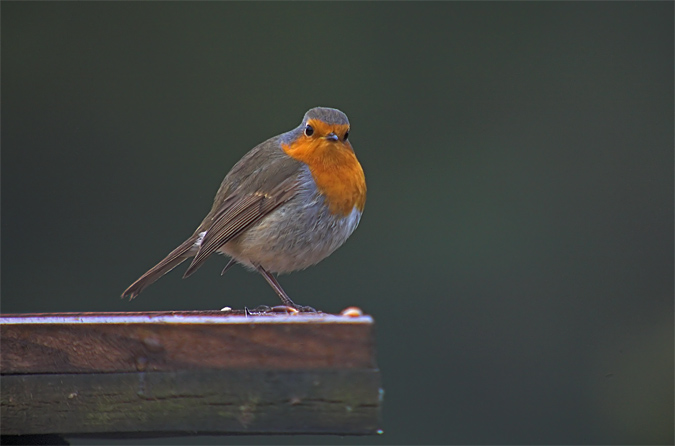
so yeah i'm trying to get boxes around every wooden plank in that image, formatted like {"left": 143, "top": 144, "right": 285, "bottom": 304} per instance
{"left": 0, "top": 310, "right": 382, "bottom": 436}
{"left": 1, "top": 369, "right": 382, "bottom": 435}
{"left": 0, "top": 311, "right": 376, "bottom": 374}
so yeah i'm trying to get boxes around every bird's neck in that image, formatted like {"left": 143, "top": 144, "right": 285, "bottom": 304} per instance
{"left": 283, "top": 139, "right": 366, "bottom": 216}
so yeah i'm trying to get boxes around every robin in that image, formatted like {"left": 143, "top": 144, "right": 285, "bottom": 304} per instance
{"left": 122, "top": 107, "right": 366, "bottom": 311}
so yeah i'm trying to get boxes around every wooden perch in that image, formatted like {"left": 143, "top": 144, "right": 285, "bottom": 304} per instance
{"left": 0, "top": 310, "right": 382, "bottom": 438}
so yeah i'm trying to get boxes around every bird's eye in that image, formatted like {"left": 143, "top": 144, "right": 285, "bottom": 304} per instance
{"left": 344, "top": 131, "right": 349, "bottom": 141}
{"left": 304, "top": 125, "right": 314, "bottom": 137}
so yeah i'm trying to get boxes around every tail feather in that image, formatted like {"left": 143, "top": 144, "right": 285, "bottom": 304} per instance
{"left": 121, "top": 236, "right": 198, "bottom": 300}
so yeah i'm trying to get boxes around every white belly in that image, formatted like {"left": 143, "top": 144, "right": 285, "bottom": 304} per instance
{"left": 215, "top": 169, "right": 362, "bottom": 273}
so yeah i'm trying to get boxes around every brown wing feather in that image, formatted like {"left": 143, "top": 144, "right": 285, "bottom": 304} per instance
{"left": 121, "top": 136, "right": 304, "bottom": 299}
{"left": 182, "top": 176, "right": 300, "bottom": 278}
{"left": 121, "top": 235, "right": 198, "bottom": 299}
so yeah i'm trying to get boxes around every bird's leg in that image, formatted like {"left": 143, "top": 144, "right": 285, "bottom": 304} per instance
{"left": 255, "top": 265, "right": 297, "bottom": 308}
{"left": 255, "top": 266, "right": 317, "bottom": 312}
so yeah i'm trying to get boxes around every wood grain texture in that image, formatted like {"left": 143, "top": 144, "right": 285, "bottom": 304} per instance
{"left": 0, "top": 310, "right": 382, "bottom": 436}
{"left": 1, "top": 369, "right": 382, "bottom": 435}
{"left": 0, "top": 311, "right": 376, "bottom": 374}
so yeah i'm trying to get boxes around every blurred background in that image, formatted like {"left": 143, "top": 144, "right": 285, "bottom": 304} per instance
{"left": 2, "top": 2, "right": 672, "bottom": 445}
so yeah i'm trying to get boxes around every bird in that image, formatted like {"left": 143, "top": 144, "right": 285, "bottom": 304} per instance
{"left": 121, "top": 107, "right": 366, "bottom": 311}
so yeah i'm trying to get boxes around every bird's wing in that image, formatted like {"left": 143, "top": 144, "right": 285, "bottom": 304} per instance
{"left": 182, "top": 173, "right": 300, "bottom": 278}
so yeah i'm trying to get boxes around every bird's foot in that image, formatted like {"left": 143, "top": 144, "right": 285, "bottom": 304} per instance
{"left": 292, "top": 305, "right": 318, "bottom": 313}
{"left": 272, "top": 304, "right": 319, "bottom": 314}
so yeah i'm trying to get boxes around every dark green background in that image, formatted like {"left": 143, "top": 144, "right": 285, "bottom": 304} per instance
{"left": 2, "top": 2, "right": 673, "bottom": 445}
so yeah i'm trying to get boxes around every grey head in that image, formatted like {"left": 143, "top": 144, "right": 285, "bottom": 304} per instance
{"left": 281, "top": 107, "right": 350, "bottom": 144}
{"left": 302, "top": 107, "right": 350, "bottom": 127}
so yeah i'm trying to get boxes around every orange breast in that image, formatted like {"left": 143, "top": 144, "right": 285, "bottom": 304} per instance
{"left": 283, "top": 135, "right": 366, "bottom": 216}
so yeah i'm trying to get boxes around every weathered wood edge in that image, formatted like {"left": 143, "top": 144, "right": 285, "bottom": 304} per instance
{"left": 0, "top": 310, "right": 373, "bottom": 324}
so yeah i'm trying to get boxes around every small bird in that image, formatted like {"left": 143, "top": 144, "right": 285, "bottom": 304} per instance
{"left": 122, "top": 107, "right": 366, "bottom": 310}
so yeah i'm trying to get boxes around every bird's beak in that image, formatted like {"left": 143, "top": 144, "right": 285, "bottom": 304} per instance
{"left": 325, "top": 132, "right": 339, "bottom": 142}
